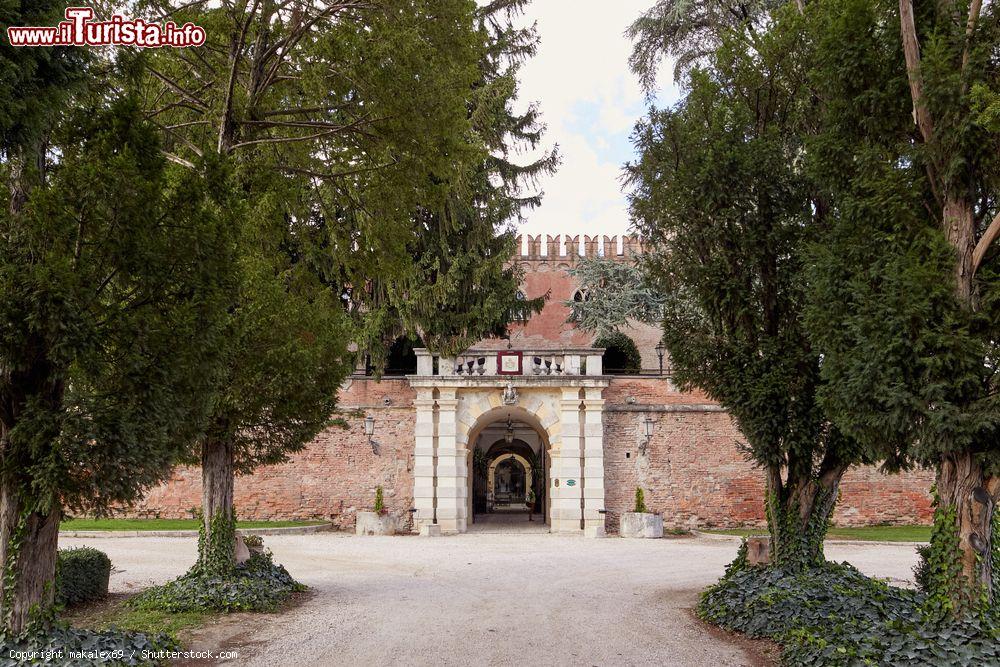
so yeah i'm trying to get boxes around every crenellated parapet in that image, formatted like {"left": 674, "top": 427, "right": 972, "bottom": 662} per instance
{"left": 514, "top": 233, "right": 645, "bottom": 262}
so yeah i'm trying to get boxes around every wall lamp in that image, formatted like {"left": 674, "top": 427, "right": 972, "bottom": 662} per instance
{"left": 640, "top": 416, "right": 655, "bottom": 455}
{"left": 364, "top": 416, "right": 380, "bottom": 455}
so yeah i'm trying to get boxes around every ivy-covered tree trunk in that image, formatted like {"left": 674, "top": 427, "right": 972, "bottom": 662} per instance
{"left": 199, "top": 438, "right": 236, "bottom": 574}
{"left": 935, "top": 452, "right": 999, "bottom": 608}
{"left": 0, "top": 479, "right": 60, "bottom": 635}
{"left": 765, "top": 461, "right": 848, "bottom": 569}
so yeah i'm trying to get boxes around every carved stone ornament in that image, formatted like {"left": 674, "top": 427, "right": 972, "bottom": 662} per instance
{"left": 502, "top": 382, "right": 518, "bottom": 406}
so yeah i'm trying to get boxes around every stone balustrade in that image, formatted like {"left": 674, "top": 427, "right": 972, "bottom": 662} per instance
{"left": 414, "top": 348, "right": 605, "bottom": 377}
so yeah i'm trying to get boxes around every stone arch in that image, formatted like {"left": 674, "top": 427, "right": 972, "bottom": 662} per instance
{"left": 459, "top": 395, "right": 562, "bottom": 525}
{"left": 487, "top": 452, "right": 532, "bottom": 499}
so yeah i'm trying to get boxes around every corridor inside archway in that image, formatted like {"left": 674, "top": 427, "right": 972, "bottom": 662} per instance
{"left": 470, "top": 416, "right": 546, "bottom": 528}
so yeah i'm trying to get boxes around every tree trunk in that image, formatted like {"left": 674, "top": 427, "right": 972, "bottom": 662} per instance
{"left": 765, "top": 463, "right": 847, "bottom": 569}
{"left": 0, "top": 482, "right": 61, "bottom": 636}
{"left": 199, "top": 437, "right": 236, "bottom": 574}
{"left": 944, "top": 195, "right": 976, "bottom": 302}
{"left": 936, "top": 451, "right": 998, "bottom": 606}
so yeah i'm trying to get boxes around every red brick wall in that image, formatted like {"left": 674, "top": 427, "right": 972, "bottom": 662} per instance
{"left": 128, "top": 378, "right": 416, "bottom": 531}
{"left": 600, "top": 377, "right": 934, "bottom": 532}
{"left": 127, "top": 376, "right": 934, "bottom": 533}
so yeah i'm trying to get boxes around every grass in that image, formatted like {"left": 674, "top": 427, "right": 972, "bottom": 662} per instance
{"left": 703, "top": 525, "right": 931, "bottom": 543}
{"left": 64, "top": 593, "right": 214, "bottom": 641}
{"left": 60, "top": 518, "right": 326, "bottom": 531}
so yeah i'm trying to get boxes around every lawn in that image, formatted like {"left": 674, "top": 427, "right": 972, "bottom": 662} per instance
{"left": 60, "top": 518, "right": 327, "bottom": 531}
{"left": 703, "top": 525, "right": 931, "bottom": 542}
{"left": 64, "top": 594, "right": 214, "bottom": 641}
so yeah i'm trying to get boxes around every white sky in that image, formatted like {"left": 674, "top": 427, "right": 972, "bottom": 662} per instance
{"left": 511, "top": 1, "right": 680, "bottom": 239}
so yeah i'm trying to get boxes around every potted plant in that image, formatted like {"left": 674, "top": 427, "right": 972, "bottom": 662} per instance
{"left": 356, "top": 485, "right": 397, "bottom": 535}
{"left": 619, "top": 487, "right": 663, "bottom": 538}
{"left": 526, "top": 488, "right": 536, "bottom": 521}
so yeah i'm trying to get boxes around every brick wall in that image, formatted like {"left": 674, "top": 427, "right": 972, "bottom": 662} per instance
{"left": 600, "top": 377, "right": 934, "bottom": 532}
{"left": 128, "top": 375, "right": 934, "bottom": 533}
{"left": 128, "top": 378, "right": 416, "bottom": 531}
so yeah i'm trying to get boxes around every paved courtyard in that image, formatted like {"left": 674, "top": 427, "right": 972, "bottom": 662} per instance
{"left": 62, "top": 532, "right": 921, "bottom": 666}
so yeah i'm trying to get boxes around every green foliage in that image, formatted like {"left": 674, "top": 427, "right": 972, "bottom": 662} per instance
{"left": 634, "top": 488, "right": 648, "bottom": 514}
{"left": 197, "top": 511, "right": 237, "bottom": 577}
{"left": 374, "top": 487, "right": 385, "bottom": 515}
{"left": 699, "top": 557, "right": 1000, "bottom": 666}
{"left": 0, "top": 626, "right": 177, "bottom": 667}
{"left": 1, "top": 96, "right": 232, "bottom": 516}
{"left": 129, "top": 551, "right": 303, "bottom": 614}
{"left": 593, "top": 331, "right": 642, "bottom": 374}
{"left": 625, "top": 0, "right": 860, "bottom": 566}
{"left": 565, "top": 257, "right": 664, "bottom": 337}
{"left": 56, "top": 549, "right": 110, "bottom": 607}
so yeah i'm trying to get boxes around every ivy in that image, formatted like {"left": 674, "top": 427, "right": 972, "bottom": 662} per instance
{"left": 195, "top": 510, "right": 236, "bottom": 577}
{"left": 0, "top": 625, "right": 177, "bottom": 666}
{"left": 766, "top": 489, "right": 832, "bottom": 571}
{"left": 921, "top": 495, "right": 983, "bottom": 621}
{"left": 129, "top": 550, "right": 303, "bottom": 614}
{"left": 698, "top": 553, "right": 1000, "bottom": 666}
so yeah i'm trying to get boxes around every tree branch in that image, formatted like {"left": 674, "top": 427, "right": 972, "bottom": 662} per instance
{"left": 972, "top": 210, "right": 1000, "bottom": 275}
{"left": 899, "top": 0, "right": 934, "bottom": 143}
{"left": 161, "top": 151, "right": 196, "bottom": 169}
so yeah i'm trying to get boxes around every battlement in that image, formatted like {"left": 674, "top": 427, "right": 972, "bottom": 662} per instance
{"left": 514, "top": 234, "right": 645, "bottom": 261}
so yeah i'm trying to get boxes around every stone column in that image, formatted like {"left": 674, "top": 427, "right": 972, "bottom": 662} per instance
{"left": 412, "top": 390, "right": 437, "bottom": 532}
{"left": 550, "top": 387, "right": 584, "bottom": 533}
{"left": 583, "top": 387, "right": 606, "bottom": 537}
{"left": 434, "top": 389, "right": 468, "bottom": 533}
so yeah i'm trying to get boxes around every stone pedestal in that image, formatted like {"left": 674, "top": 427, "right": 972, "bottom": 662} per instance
{"left": 746, "top": 535, "right": 771, "bottom": 566}
{"left": 619, "top": 512, "right": 663, "bottom": 538}
{"left": 356, "top": 511, "right": 397, "bottom": 536}
{"left": 419, "top": 523, "right": 442, "bottom": 537}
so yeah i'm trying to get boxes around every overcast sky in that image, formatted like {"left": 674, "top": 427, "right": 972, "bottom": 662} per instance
{"left": 512, "top": 1, "right": 680, "bottom": 240}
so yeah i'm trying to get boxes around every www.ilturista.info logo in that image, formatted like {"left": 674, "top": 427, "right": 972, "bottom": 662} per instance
{"left": 7, "top": 7, "right": 206, "bottom": 48}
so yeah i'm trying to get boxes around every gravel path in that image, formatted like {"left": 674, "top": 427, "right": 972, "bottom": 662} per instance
{"left": 61, "top": 533, "right": 921, "bottom": 667}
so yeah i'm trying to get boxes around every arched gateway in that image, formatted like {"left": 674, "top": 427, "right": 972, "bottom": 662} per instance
{"left": 410, "top": 348, "right": 609, "bottom": 535}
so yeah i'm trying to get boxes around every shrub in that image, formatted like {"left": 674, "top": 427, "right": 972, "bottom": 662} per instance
{"left": 634, "top": 487, "right": 648, "bottom": 513}
{"left": 128, "top": 550, "right": 303, "bottom": 613}
{"left": 698, "top": 555, "right": 1000, "bottom": 665}
{"left": 593, "top": 331, "right": 641, "bottom": 374}
{"left": 57, "top": 547, "right": 111, "bottom": 606}
{"left": 912, "top": 544, "right": 931, "bottom": 593}
{"left": 374, "top": 486, "right": 385, "bottom": 514}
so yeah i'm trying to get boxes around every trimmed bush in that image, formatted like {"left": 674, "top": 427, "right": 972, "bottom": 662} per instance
{"left": 593, "top": 331, "right": 641, "bottom": 374}
{"left": 128, "top": 550, "right": 303, "bottom": 613}
{"left": 57, "top": 547, "right": 111, "bottom": 606}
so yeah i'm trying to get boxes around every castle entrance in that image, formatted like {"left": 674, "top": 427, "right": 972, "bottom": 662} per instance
{"left": 470, "top": 415, "right": 547, "bottom": 527}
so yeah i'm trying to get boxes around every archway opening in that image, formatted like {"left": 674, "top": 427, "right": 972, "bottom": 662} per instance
{"left": 467, "top": 408, "right": 550, "bottom": 528}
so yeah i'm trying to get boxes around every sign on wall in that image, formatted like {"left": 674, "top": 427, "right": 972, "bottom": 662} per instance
{"left": 497, "top": 351, "right": 523, "bottom": 375}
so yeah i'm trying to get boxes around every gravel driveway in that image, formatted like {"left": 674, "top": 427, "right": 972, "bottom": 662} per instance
{"left": 61, "top": 532, "right": 921, "bottom": 667}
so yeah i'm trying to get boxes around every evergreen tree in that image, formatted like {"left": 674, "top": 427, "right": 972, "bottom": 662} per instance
{"left": 804, "top": 0, "right": 1000, "bottom": 614}
{"left": 137, "top": 0, "right": 496, "bottom": 570}
{"left": 0, "top": 97, "right": 231, "bottom": 633}
{"left": 564, "top": 256, "right": 664, "bottom": 338}
{"left": 350, "top": 0, "right": 554, "bottom": 363}
{"left": 625, "top": 1, "right": 868, "bottom": 567}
